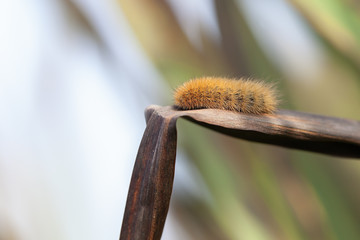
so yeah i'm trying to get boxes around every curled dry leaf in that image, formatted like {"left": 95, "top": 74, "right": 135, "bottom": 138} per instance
{"left": 120, "top": 105, "right": 360, "bottom": 240}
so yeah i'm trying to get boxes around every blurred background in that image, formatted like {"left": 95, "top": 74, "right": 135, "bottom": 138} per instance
{"left": 1, "top": 0, "right": 360, "bottom": 239}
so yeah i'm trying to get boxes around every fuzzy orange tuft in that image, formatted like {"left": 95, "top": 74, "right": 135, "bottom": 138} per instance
{"left": 174, "top": 77, "right": 278, "bottom": 114}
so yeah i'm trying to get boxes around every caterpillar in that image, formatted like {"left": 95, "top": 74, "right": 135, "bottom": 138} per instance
{"left": 174, "top": 77, "right": 278, "bottom": 114}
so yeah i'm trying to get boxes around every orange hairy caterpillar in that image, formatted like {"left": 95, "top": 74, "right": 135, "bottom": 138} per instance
{"left": 174, "top": 77, "right": 278, "bottom": 114}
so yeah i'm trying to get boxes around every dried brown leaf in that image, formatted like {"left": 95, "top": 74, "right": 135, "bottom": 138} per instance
{"left": 120, "top": 105, "right": 360, "bottom": 240}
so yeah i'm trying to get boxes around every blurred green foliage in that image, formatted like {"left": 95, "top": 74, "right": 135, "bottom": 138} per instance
{"left": 118, "top": 0, "right": 360, "bottom": 239}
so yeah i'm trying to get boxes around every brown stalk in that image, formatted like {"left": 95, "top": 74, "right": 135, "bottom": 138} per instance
{"left": 120, "top": 105, "right": 360, "bottom": 240}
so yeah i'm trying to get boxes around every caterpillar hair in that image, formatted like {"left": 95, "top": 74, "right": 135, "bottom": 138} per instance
{"left": 174, "top": 77, "right": 278, "bottom": 114}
